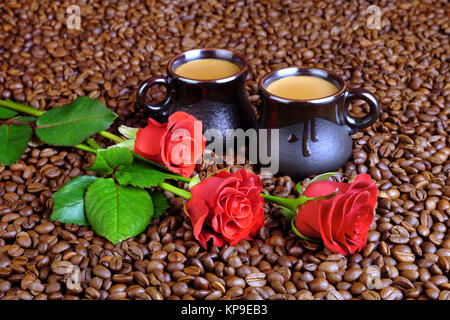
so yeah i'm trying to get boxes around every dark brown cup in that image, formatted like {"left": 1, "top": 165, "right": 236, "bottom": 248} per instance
{"left": 258, "top": 67, "right": 379, "bottom": 178}
{"left": 136, "top": 48, "right": 256, "bottom": 137}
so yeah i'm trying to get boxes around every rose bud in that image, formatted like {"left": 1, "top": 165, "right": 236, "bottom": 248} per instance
{"left": 134, "top": 112, "right": 205, "bottom": 177}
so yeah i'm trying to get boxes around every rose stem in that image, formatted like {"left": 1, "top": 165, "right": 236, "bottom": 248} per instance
{"left": 1, "top": 99, "right": 311, "bottom": 207}
{"left": 0, "top": 99, "right": 124, "bottom": 144}
{"left": 0, "top": 99, "right": 44, "bottom": 117}
{"left": 98, "top": 130, "right": 124, "bottom": 143}
{"left": 74, "top": 144, "right": 98, "bottom": 154}
{"left": 67, "top": 140, "right": 192, "bottom": 199}
{"left": 260, "top": 193, "right": 301, "bottom": 213}
{"left": 169, "top": 175, "right": 192, "bottom": 184}
{"left": 130, "top": 153, "right": 193, "bottom": 183}
{"left": 2, "top": 99, "right": 200, "bottom": 186}
{"left": 158, "top": 182, "right": 192, "bottom": 200}
{"left": 86, "top": 138, "right": 102, "bottom": 150}
{"left": 0, "top": 100, "right": 97, "bottom": 153}
{"left": 83, "top": 144, "right": 192, "bottom": 199}
{"left": 52, "top": 133, "right": 192, "bottom": 199}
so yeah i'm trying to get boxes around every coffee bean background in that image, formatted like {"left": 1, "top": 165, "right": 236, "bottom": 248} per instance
{"left": 0, "top": 0, "right": 449, "bottom": 300}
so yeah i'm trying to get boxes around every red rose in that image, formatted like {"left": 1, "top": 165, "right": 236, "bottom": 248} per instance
{"left": 186, "top": 169, "right": 265, "bottom": 248}
{"left": 134, "top": 112, "right": 206, "bottom": 177}
{"left": 296, "top": 174, "right": 377, "bottom": 255}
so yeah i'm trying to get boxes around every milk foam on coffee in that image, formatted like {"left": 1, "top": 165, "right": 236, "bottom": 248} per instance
{"left": 174, "top": 58, "right": 241, "bottom": 80}
{"left": 266, "top": 75, "right": 339, "bottom": 100}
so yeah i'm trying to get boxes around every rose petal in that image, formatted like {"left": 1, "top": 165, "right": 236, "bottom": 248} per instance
{"left": 191, "top": 175, "right": 231, "bottom": 207}
{"left": 249, "top": 208, "right": 265, "bottom": 235}
{"left": 134, "top": 121, "right": 167, "bottom": 162}
{"left": 222, "top": 221, "right": 240, "bottom": 240}
{"left": 197, "top": 227, "right": 225, "bottom": 249}
{"left": 303, "top": 180, "right": 351, "bottom": 198}
{"left": 318, "top": 195, "right": 348, "bottom": 253}
{"left": 349, "top": 174, "right": 373, "bottom": 190}
{"left": 186, "top": 197, "right": 210, "bottom": 239}
{"left": 296, "top": 200, "right": 323, "bottom": 239}
{"left": 296, "top": 174, "right": 378, "bottom": 256}
{"left": 167, "top": 112, "right": 198, "bottom": 129}
{"left": 340, "top": 193, "right": 370, "bottom": 253}
{"left": 151, "top": 112, "right": 205, "bottom": 177}
{"left": 187, "top": 169, "right": 265, "bottom": 249}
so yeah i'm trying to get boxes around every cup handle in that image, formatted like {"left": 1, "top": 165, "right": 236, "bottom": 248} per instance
{"left": 136, "top": 76, "right": 173, "bottom": 120}
{"left": 343, "top": 88, "right": 379, "bottom": 134}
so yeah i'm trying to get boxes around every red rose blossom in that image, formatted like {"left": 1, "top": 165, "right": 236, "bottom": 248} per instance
{"left": 186, "top": 169, "right": 265, "bottom": 248}
{"left": 296, "top": 174, "right": 377, "bottom": 255}
{"left": 134, "top": 112, "right": 205, "bottom": 177}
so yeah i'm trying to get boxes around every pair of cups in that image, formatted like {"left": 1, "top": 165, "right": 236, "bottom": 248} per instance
{"left": 136, "top": 48, "right": 379, "bottom": 178}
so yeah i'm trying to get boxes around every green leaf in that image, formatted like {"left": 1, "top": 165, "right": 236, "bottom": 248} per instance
{"left": 15, "top": 116, "right": 37, "bottom": 122}
{"left": 50, "top": 175, "right": 98, "bottom": 226}
{"left": 86, "top": 153, "right": 111, "bottom": 175}
{"left": 86, "top": 147, "right": 133, "bottom": 175}
{"left": 35, "top": 97, "right": 118, "bottom": 146}
{"left": 306, "top": 172, "right": 339, "bottom": 188}
{"left": 280, "top": 206, "right": 297, "bottom": 221}
{"left": 110, "top": 138, "right": 135, "bottom": 151}
{"left": 150, "top": 191, "right": 169, "bottom": 218}
{"left": 85, "top": 178, "right": 154, "bottom": 244}
{"left": 296, "top": 182, "right": 302, "bottom": 195}
{"left": 133, "top": 152, "right": 168, "bottom": 171}
{"left": 0, "top": 106, "right": 18, "bottom": 119}
{"left": 0, "top": 124, "right": 32, "bottom": 165}
{"left": 115, "top": 161, "right": 175, "bottom": 188}
{"left": 118, "top": 125, "right": 138, "bottom": 139}
{"left": 188, "top": 175, "right": 200, "bottom": 189}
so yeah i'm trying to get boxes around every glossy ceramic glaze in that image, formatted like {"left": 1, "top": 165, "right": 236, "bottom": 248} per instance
{"left": 137, "top": 48, "right": 256, "bottom": 137}
{"left": 137, "top": 52, "right": 379, "bottom": 179}
{"left": 258, "top": 67, "right": 379, "bottom": 178}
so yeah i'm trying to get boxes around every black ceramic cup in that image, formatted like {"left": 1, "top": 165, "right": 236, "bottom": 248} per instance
{"left": 258, "top": 67, "right": 379, "bottom": 179}
{"left": 136, "top": 48, "right": 256, "bottom": 137}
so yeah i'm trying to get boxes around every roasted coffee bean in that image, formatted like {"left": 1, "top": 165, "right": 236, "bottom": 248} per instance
{"left": 308, "top": 279, "right": 329, "bottom": 293}
{"left": 193, "top": 277, "right": 209, "bottom": 290}
{"left": 245, "top": 272, "right": 267, "bottom": 287}
{"left": 392, "top": 245, "right": 416, "bottom": 263}
{"left": 350, "top": 282, "right": 366, "bottom": 295}
{"left": 112, "top": 274, "right": 133, "bottom": 283}
{"left": 389, "top": 226, "right": 410, "bottom": 244}
{"left": 0, "top": 280, "right": 11, "bottom": 292}
{"left": 171, "top": 282, "right": 188, "bottom": 296}
{"left": 144, "top": 286, "right": 162, "bottom": 300}
{"left": 107, "top": 292, "right": 127, "bottom": 300}
{"left": 51, "top": 241, "right": 70, "bottom": 254}
{"left": 205, "top": 290, "right": 222, "bottom": 300}
{"left": 84, "top": 287, "right": 100, "bottom": 300}
{"left": 380, "top": 286, "right": 403, "bottom": 300}
{"left": 225, "top": 276, "right": 245, "bottom": 289}
{"left": 50, "top": 261, "right": 73, "bottom": 275}
{"left": 318, "top": 262, "right": 339, "bottom": 273}
{"left": 344, "top": 268, "right": 362, "bottom": 282}
{"left": 35, "top": 223, "right": 55, "bottom": 235}
{"left": 1, "top": 0, "right": 448, "bottom": 301}
{"left": 92, "top": 265, "right": 111, "bottom": 279}
{"left": 439, "top": 291, "right": 450, "bottom": 300}
{"left": 227, "top": 286, "right": 244, "bottom": 298}
{"left": 326, "top": 289, "right": 344, "bottom": 300}
{"left": 109, "top": 257, "right": 123, "bottom": 272}
{"left": 245, "top": 287, "right": 266, "bottom": 300}
{"left": 147, "top": 260, "right": 164, "bottom": 273}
